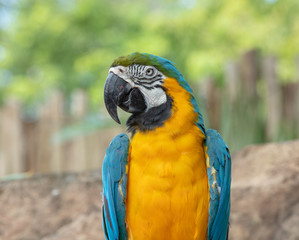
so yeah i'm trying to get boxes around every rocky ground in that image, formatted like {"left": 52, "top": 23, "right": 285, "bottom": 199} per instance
{"left": 230, "top": 140, "right": 299, "bottom": 240}
{"left": 0, "top": 140, "right": 299, "bottom": 240}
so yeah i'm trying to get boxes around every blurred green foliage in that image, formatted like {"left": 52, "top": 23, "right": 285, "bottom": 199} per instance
{"left": 0, "top": 0, "right": 298, "bottom": 152}
{"left": 1, "top": 0, "right": 298, "bottom": 107}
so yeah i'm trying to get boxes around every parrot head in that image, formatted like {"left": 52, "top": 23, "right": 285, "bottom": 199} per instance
{"left": 104, "top": 52, "right": 205, "bottom": 133}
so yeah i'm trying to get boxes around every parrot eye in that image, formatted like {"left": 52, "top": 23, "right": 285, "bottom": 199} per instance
{"left": 145, "top": 67, "right": 155, "bottom": 77}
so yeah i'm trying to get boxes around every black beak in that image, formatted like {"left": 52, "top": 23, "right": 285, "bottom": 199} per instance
{"left": 104, "top": 72, "right": 147, "bottom": 124}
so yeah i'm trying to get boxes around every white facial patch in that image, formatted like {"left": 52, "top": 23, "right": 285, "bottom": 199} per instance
{"left": 139, "top": 86, "right": 167, "bottom": 110}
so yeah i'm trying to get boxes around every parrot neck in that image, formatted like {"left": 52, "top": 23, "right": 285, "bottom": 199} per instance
{"left": 160, "top": 77, "right": 205, "bottom": 138}
{"left": 126, "top": 93, "right": 173, "bottom": 134}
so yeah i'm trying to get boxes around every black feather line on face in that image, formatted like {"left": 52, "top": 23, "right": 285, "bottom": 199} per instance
{"left": 126, "top": 95, "right": 173, "bottom": 134}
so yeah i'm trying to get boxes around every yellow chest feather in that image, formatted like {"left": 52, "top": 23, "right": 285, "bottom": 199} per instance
{"left": 125, "top": 78, "right": 209, "bottom": 240}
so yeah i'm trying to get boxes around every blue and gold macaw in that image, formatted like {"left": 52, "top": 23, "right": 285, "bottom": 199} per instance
{"left": 102, "top": 53, "right": 231, "bottom": 240}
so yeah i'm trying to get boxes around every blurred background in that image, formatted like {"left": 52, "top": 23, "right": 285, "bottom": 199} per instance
{"left": 1, "top": 0, "right": 299, "bottom": 178}
{"left": 0, "top": 0, "right": 299, "bottom": 239}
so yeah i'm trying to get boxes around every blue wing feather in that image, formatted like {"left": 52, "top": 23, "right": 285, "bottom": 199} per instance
{"left": 102, "top": 133, "right": 129, "bottom": 240}
{"left": 206, "top": 129, "right": 231, "bottom": 240}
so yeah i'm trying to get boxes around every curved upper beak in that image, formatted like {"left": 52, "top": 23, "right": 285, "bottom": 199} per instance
{"left": 104, "top": 72, "right": 132, "bottom": 124}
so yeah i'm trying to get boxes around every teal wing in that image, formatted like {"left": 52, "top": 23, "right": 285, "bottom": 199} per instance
{"left": 102, "top": 134, "right": 129, "bottom": 240}
{"left": 205, "top": 129, "right": 231, "bottom": 240}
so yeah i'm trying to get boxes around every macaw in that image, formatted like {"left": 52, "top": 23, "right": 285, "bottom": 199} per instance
{"left": 101, "top": 52, "right": 231, "bottom": 240}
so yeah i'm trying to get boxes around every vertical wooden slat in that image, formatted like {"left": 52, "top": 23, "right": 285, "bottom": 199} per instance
{"left": 66, "top": 89, "right": 88, "bottom": 172}
{"left": 0, "top": 108, "right": 3, "bottom": 178}
{"left": 23, "top": 119, "right": 38, "bottom": 173}
{"left": 0, "top": 106, "right": 6, "bottom": 178}
{"left": 241, "top": 49, "right": 260, "bottom": 103}
{"left": 36, "top": 91, "right": 64, "bottom": 173}
{"left": 282, "top": 83, "right": 296, "bottom": 123}
{"left": 225, "top": 61, "right": 241, "bottom": 105}
{"left": 0, "top": 99, "right": 23, "bottom": 176}
{"left": 281, "top": 82, "right": 299, "bottom": 139}
{"left": 36, "top": 105, "right": 49, "bottom": 173}
{"left": 263, "top": 56, "right": 282, "bottom": 141}
{"left": 203, "top": 78, "right": 221, "bottom": 131}
{"left": 50, "top": 92, "right": 64, "bottom": 173}
{"left": 0, "top": 123, "right": 4, "bottom": 178}
{"left": 295, "top": 57, "right": 299, "bottom": 137}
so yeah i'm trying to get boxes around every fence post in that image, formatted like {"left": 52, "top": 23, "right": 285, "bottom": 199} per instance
{"left": 263, "top": 56, "right": 282, "bottom": 141}
{"left": 36, "top": 91, "right": 64, "bottom": 173}
{"left": 67, "top": 89, "right": 88, "bottom": 172}
{"left": 203, "top": 78, "right": 221, "bottom": 131}
{"left": 241, "top": 49, "right": 260, "bottom": 103}
{"left": 23, "top": 119, "right": 38, "bottom": 173}
{"left": 295, "top": 57, "right": 299, "bottom": 137}
{"left": 0, "top": 99, "right": 23, "bottom": 176}
{"left": 225, "top": 61, "right": 241, "bottom": 105}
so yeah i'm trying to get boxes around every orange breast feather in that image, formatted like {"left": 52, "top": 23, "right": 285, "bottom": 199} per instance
{"left": 126, "top": 77, "right": 209, "bottom": 240}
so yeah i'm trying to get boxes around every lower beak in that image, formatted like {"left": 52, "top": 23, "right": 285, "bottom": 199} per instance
{"left": 104, "top": 72, "right": 146, "bottom": 124}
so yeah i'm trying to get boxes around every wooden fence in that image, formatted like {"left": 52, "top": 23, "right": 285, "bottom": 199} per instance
{"left": 202, "top": 49, "right": 299, "bottom": 151}
{"left": 1, "top": 49, "right": 299, "bottom": 178}
{"left": 0, "top": 90, "right": 123, "bottom": 178}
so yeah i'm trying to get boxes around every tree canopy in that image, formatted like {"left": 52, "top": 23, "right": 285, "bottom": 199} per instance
{"left": 0, "top": 0, "right": 298, "bottom": 107}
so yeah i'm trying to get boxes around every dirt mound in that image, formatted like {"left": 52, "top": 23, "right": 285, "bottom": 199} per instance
{"left": 230, "top": 140, "right": 299, "bottom": 240}
{"left": 0, "top": 140, "right": 298, "bottom": 240}
{"left": 0, "top": 172, "right": 104, "bottom": 240}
